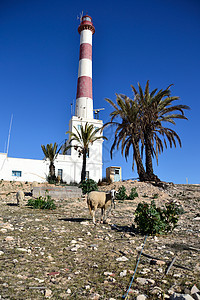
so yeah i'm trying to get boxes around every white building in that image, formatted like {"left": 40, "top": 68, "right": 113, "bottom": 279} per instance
{"left": 0, "top": 15, "right": 104, "bottom": 183}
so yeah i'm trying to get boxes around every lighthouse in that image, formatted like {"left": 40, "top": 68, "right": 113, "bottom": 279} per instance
{"left": 65, "top": 14, "right": 103, "bottom": 182}
{"left": 75, "top": 15, "right": 95, "bottom": 119}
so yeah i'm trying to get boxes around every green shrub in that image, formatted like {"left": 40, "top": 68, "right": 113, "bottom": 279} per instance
{"left": 79, "top": 179, "right": 98, "bottom": 194}
{"left": 27, "top": 193, "right": 56, "bottom": 209}
{"left": 127, "top": 187, "right": 138, "bottom": 200}
{"left": 134, "top": 200, "right": 183, "bottom": 235}
{"left": 152, "top": 193, "right": 158, "bottom": 199}
{"left": 115, "top": 185, "right": 127, "bottom": 200}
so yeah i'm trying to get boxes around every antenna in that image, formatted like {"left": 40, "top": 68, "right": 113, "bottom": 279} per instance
{"left": 71, "top": 103, "right": 73, "bottom": 117}
{"left": 77, "top": 11, "right": 83, "bottom": 23}
{"left": 6, "top": 114, "right": 13, "bottom": 156}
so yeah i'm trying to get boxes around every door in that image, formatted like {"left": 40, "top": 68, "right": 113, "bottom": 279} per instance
{"left": 114, "top": 168, "right": 120, "bottom": 182}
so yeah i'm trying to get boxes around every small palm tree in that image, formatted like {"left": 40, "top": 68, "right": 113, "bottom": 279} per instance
{"left": 131, "top": 81, "right": 190, "bottom": 180}
{"left": 63, "top": 123, "right": 107, "bottom": 182}
{"left": 41, "top": 143, "right": 61, "bottom": 181}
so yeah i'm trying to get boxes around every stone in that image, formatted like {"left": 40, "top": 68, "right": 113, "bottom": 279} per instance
{"left": 47, "top": 255, "right": 54, "bottom": 261}
{"left": 136, "top": 277, "right": 148, "bottom": 285}
{"left": 66, "top": 289, "right": 71, "bottom": 294}
{"left": 45, "top": 289, "right": 52, "bottom": 298}
{"left": 16, "top": 248, "right": 27, "bottom": 252}
{"left": 136, "top": 295, "right": 147, "bottom": 300}
{"left": 147, "top": 279, "right": 155, "bottom": 285}
{"left": 191, "top": 285, "right": 200, "bottom": 295}
{"left": 85, "top": 285, "right": 90, "bottom": 289}
{"left": 116, "top": 256, "right": 128, "bottom": 262}
{"left": 150, "top": 286, "right": 163, "bottom": 295}
{"left": 5, "top": 236, "right": 14, "bottom": 242}
{"left": 104, "top": 272, "right": 113, "bottom": 276}
{"left": 90, "top": 293, "right": 100, "bottom": 300}
{"left": 0, "top": 251, "right": 4, "bottom": 256}
{"left": 120, "top": 270, "right": 127, "bottom": 277}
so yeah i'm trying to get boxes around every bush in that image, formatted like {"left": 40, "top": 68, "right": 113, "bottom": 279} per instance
{"left": 134, "top": 200, "right": 183, "bottom": 235}
{"left": 127, "top": 187, "right": 138, "bottom": 200}
{"left": 116, "top": 186, "right": 138, "bottom": 200}
{"left": 116, "top": 185, "right": 127, "bottom": 200}
{"left": 79, "top": 179, "right": 98, "bottom": 194}
{"left": 27, "top": 193, "right": 56, "bottom": 209}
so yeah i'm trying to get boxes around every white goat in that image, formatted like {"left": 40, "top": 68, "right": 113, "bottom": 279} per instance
{"left": 87, "top": 190, "right": 115, "bottom": 224}
{"left": 16, "top": 191, "right": 25, "bottom": 206}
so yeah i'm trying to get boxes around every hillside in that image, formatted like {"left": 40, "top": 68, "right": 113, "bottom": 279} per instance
{"left": 0, "top": 180, "right": 199, "bottom": 299}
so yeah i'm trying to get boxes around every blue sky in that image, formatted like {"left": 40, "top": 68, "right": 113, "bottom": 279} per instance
{"left": 0, "top": 0, "right": 199, "bottom": 183}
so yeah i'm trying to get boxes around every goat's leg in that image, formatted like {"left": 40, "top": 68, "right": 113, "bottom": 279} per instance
{"left": 91, "top": 209, "right": 96, "bottom": 224}
{"left": 100, "top": 208, "right": 105, "bottom": 223}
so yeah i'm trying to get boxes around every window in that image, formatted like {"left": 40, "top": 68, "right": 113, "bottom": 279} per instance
{"left": 83, "top": 17, "right": 91, "bottom": 22}
{"left": 77, "top": 125, "right": 81, "bottom": 130}
{"left": 58, "top": 169, "right": 63, "bottom": 180}
{"left": 12, "top": 171, "right": 22, "bottom": 177}
{"left": 115, "top": 169, "right": 120, "bottom": 175}
{"left": 86, "top": 171, "right": 89, "bottom": 180}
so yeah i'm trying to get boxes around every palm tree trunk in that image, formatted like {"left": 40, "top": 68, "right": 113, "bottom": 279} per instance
{"left": 49, "top": 162, "right": 55, "bottom": 179}
{"left": 132, "top": 138, "right": 148, "bottom": 181}
{"left": 81, "top": 149, "right": 87, "bottom": 182}
{"left": 145, "top": 132, "right": 160, "bottom": 182}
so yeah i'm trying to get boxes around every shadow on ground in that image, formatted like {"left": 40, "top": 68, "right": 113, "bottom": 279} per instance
{"left": 58, "top": 217, "right": 91, "bottom": 223}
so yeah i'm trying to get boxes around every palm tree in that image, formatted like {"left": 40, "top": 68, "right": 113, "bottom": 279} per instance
{"left": 63, "top": 123, "right": 107, "bottom": 182}
{"left": 41, "top": 143, "right": 61, "bottom": 180}
{"left": 104, "top": 95, "right": 149, "bottom": 181}
{"left": 131, "top": 81, "right": 190, "bottom": 181}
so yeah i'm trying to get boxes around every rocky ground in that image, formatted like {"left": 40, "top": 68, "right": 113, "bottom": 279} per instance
{"left": 0, "top": 180, "right": 199, "bottom": 299}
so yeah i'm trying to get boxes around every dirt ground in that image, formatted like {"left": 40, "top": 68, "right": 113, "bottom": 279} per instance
{"left": 0, "top": 180, "right": 199, "bottom": 299}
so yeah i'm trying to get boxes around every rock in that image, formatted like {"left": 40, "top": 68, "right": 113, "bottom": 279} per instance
{"left": 0, "top": 251, "right": 4, "bottom": 256}
{"left": 116, "top": 256, "right": 128, "bottom": 262}
{"left": 104, "top": 272, "right": 114, "bottom": 276}
{"left": 5, "top": 236, "right": 14, "bottom": 242}
{"left": 129, "top": 239, "right": 135, "bottom": 244}
{"left": 45, "top": 289, "right": 52, "bottom": 297}
{"left": 66, "top": 289, "right": 71, "bottom": 294}
{"left": 16, "top": 248, "right": 27, "bottom": 252}
{"left": 71, "top": 240, "right": 77, "bottom": 244}
{"left": 169, "top": 293, "right": 194, "bottom": 300}
{"left": 120, "top": 270, "right": 127, "bottom": 277}
{"left": 47, "top": 255, "right": 54, "bottom": 261}
{"left": 80, "top": 221, "right": 89, "bottom": 225}
{"left": 136, "top": 277, "right": 148, "bottom": 285}
{"left": 191, "top": 285, "right": 200, "bottom": 295}
{"left": 136, "top": 295, "right": 147, "bottom": 300}
{"left": 85, "top": 285, "right": 90, "bottom": 289}
{"left": 147, "top": 279, "right": 155, "bottom": 285}
{"left": 90, "top": 293, "right": 100, "bottom": 300}
{"left": 150, "top": 286, "right": 163, "bottom": 295}
{"left": 193, "top": 294, "right": 200, "bottom": 300}
{"left": 173, "top": 273, "right": 182, "bottom": 278}
{"left": 140, "top": 268, "right": 150, "bottom": 274}
{"left": 71, "top": 247, "right": 78, "bottom": 252}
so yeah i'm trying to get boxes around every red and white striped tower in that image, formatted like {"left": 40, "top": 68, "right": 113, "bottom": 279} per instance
{"left": 75, "top": 15, "right": 95, "bottom": 119}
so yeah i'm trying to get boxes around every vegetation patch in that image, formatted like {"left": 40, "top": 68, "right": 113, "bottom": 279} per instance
{"left": 79, "top": 179, "right": 98, "bottom": 194}
{"left": 134, "top": 200, "right": 183, "bottom": 235}
{"left": 27, "top": 194, "right": 56, "bottom": 209}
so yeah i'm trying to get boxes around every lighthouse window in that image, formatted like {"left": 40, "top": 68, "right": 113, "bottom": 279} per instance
{"left": 83, "top": 17, "right": 91, "bottom": 22}
{"left": 77, "top": 125, "right": 81, "bottom": 130}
